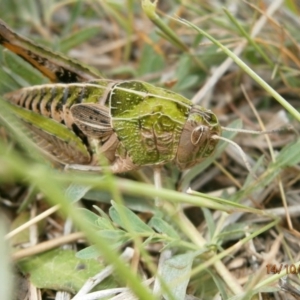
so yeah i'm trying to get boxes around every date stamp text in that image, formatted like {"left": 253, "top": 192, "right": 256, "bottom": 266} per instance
{"left": 266, "top": 264, "right": 300, "bottom": 275}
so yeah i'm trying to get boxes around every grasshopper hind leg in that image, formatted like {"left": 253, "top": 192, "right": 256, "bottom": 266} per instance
{"left": 0, "top": 19, "right": 100, "bottom": 83}
{"left": 22, "top": 120, "right": 91, "bottom": 165}
{"left": 65, "top": 134, "right": 138, "bottom": 174}
{"left": 65, "top": 155, "right": 137, "bottom": 174}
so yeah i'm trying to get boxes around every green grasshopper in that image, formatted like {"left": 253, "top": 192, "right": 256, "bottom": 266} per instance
{"left": 0, "top": 19, "right": 221, "bottom": 174}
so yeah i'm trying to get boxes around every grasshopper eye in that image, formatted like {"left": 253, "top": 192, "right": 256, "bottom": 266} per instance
{"left": 191, "top": 125, "right": 209, "bottom": 145}
{"left": 175, "top": 107, "right": 221, "bottom": 170}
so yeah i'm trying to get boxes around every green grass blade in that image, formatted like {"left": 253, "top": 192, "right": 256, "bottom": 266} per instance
{"left": 177, "top": 17, "right": 300, "bottom": 122}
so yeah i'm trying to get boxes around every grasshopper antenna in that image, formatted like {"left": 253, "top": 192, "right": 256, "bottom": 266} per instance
{"left": 212, "top": 134, "right": 257, "bottom": 180}
{"left": 221, "top": 125, "right": 294, "bottom": 135}
{"left": 213, "top": 125, "right": 294, "bottom": 180}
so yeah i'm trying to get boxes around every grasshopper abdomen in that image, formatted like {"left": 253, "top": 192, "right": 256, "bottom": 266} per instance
{"left": 5, "top": 81, "right": 112, "bottom": 128}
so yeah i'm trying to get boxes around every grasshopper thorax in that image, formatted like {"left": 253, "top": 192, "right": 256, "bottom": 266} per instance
{"left": 175, "top": 106, "right": 221, "bottom": 170}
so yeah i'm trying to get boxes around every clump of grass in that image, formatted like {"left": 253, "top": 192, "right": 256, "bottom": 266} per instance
{"left": 0, "top": 1, "right": 300, "bottom": 299}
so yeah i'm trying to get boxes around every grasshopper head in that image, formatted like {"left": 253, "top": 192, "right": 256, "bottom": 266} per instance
{"left": 175, "top": 106, "right": 221, "bottom": 170}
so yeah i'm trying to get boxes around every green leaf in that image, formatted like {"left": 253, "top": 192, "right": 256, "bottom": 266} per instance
{"left": 85, "top": 189, "right": 155, "bottom": 213}
{"left": 76, "top": 208, "right": 101, "bottom": 227}
{"left": 3, "top": 50, "right": 46, "bottom": 86}
{"left": 207, "top": 268, "right": 230, "bottom": 300}
{"left": 159, "top": 252, "right": 194, "bottom": 300}
{"left": 60, "top": 0, "right": 84, "bottom": 36}
{"left": 174, "top": 74, "right": 199, "bottom": 92}
{"left": 76, "top": 245, "right": 100, "bottom": 260}
{"left": 98, "top": 229, "right": 127, "bottom": 240}
{"left": 109, "top": 202, "right": 154, "bottom": 233}
{"left": 92, "top": 206, "right": 115, "bottom": 229}
{"left": 65, "top": 183, "right": 92, "bottom": 203}
{"left": 18, "top": 249, "right": 105, "bottom": 293}
{"left": 60, "top": 26, "right": 100, "bottom": 53}
{"left": 10, "top": 211, "right": 46, "bottom": 250}
{"left": 218, "top": 222, "right": 247, "bottom": 243}
{"left": 148, "top": 217, "right": 179, "bottom": 239}
{"left": 0, "top": 220, "right": 13, "bottom": 300}
{"left": 98, "top": 229, "right": 129, "bottom": 248}
{"left": 272, "top": 139, "right": 300, "bottom": 168}
{"left": 0, "top": 65, "right": 22, "bottom": 93}
{"left": 96, "top": 217, "right": 115, "bottom": 230}
{"left": 175, "top": 54, "right": 192, "bottom": 82}
{"left": 202, "top": 208, "right": 215, "bottom": 240}
{"left": 10, "top": 211, "right": 30, "bottom": 248}
{"left": 137, "top": 41, "right": 165, "bottom": 76}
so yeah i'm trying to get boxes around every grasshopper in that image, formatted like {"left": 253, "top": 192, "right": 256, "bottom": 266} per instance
{"left": 0, "top": 19, "right": 221, "bottom": 174}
